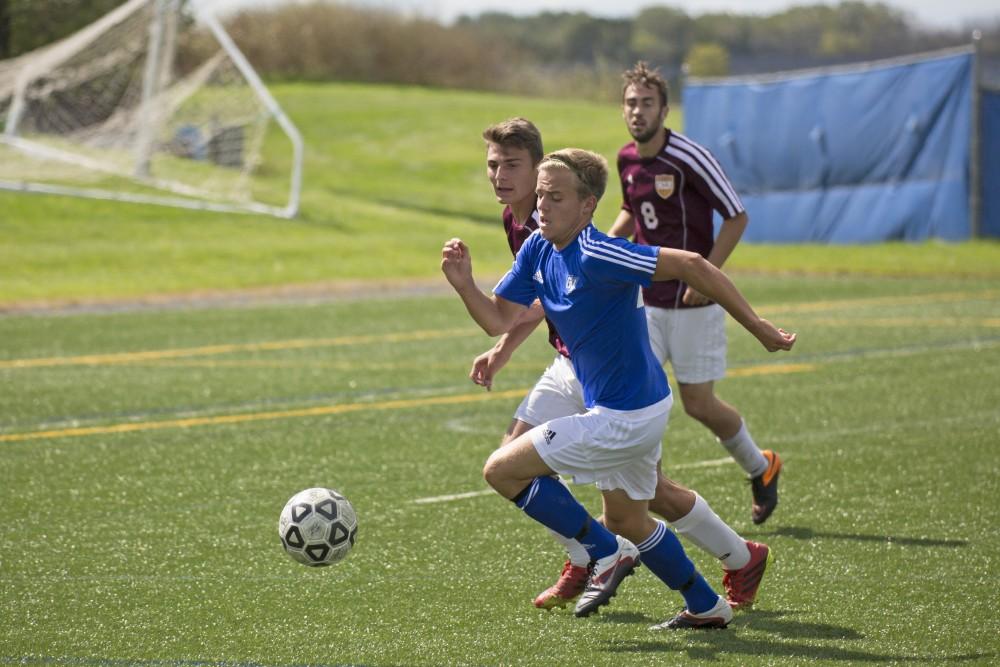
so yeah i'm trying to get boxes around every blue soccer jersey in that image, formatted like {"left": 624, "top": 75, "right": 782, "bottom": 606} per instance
{"left": 494, "top": 224, "right": 670, "bottom": 411}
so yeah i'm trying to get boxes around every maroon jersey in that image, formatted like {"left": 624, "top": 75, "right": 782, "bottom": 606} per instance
{"left": 618, "top": 129, "right": 745, "bottom": 309}
{"left": 502, "top": 203, "right": 570, "bottom": 358}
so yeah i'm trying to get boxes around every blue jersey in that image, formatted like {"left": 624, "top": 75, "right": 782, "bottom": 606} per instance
{"left": 494, "top": 224, "right": 670, "bottom": 411}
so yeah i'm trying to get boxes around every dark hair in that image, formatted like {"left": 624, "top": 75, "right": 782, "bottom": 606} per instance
{"left": 482, "top": 117, "right": 544, "bottom": 165}
{"left": 622, "top": 61, "right": 669, "bottom": 106}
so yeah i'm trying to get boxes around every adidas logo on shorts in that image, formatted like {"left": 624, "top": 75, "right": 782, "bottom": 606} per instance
{"left": 543, "top": 428, "right": 557, "bottom": 444}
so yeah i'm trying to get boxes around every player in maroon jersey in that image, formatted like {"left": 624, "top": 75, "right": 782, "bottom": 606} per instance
{"left": 608, "top": 62, "right": 783, "bottom": 530}
{"left": 473, "top": 118, "right": 597, "bottom": 605}
{"left": 471, "top": 118, "right": 773, "bottom": 614}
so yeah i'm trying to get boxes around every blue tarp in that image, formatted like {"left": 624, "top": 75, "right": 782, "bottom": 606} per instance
{"left": 684, "top": 51, "right": 973, "bottom": 242}
{"left": 982, "top": 89, "right": 1000, "bottom": 238}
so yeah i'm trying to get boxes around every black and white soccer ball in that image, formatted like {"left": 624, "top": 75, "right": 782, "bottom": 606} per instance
{"left": 278, "top": 487, "right": 358, "bottom": 566}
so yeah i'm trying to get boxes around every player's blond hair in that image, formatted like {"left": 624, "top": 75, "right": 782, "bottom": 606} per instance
{"left": 622, "top": 61, "right": 669, "bottom": 107}
{"left": 539, "top": 149, "right": 608, "bottom": 202}
{"left": 482, "top": 117, "right": 544, "bottom": 166}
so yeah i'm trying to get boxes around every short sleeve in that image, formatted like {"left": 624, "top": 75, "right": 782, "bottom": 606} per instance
{"left": 493, "top": 234, "right": 539, "bottom": 307}
{"left": 579, "top": 227, "right": 659, "bottom": 287}
{"left": 672, "top": 135, "right": 745, "bottom": 220}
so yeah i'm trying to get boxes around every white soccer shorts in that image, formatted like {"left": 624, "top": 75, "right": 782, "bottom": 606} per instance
{"left": 645, "top": 303, "right": 727, "bottom": 384}
{"left": 513, "top": 354, "right": 586, "bottom": 426}
{"left": 528, "top": 395, "right": 673, "bottom": 501}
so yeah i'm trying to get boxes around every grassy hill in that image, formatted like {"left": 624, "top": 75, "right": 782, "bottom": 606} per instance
{"left": 1, "top": 81, "right": 997, "bottom": 306}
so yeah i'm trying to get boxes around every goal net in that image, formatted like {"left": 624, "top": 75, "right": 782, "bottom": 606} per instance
{"left": 0, "top": 0, "right": 303, "bottom": 218}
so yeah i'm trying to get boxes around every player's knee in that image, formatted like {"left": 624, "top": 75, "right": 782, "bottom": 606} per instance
{"left": 681, "top": 393, "right": 714, "bottom": 422}
{"left": 482, "top": 452, "right": 506, "bottom": 490}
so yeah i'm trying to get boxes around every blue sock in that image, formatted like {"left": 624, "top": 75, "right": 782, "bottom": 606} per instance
{"left": 636, "top": 520, "right": 718, "bottom": 614}
{"left": 512, "top": 477, "right": 617, "bottom": 560}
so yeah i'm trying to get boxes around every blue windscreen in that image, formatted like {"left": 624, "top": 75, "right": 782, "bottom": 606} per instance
{"left": 684, "top": 51, "right": 973, "bottom": 242}
{"left": 981, "top": 88, "right": 1000, "bottom": 238}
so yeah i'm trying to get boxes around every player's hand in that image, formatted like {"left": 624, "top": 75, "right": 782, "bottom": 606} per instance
{"left": 441, "top": 238, "right": 473, "bottom": 289}
{"left": 469, "top": 347, "right": 509, "bottom": 391}
{"left": 754, "top": 319, "right": 797, "bottom": 352}
{"left": 682, "top": 285, "right": 711, "bottom": 306}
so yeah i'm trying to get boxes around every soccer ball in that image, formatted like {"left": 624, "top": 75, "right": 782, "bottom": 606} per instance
{"left": 278, "top": 487, "right": 358, "bottom": 566}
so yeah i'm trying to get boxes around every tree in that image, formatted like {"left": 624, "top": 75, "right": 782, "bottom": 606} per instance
{"left": 686, "top": 42, "right": 730, "bottom": 77}
{"left": 6, "top": 0, "right": 131, "bottom": 58}
{"left": 631, "top": 6, "right": 692, "bottom": 65}
{"left": 0, "top": 0, "right": 10, "bottom": 58}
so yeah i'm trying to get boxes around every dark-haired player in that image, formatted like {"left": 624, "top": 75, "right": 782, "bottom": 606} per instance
{"left": 610, "top": 62, "right": 784, "bottom": 532}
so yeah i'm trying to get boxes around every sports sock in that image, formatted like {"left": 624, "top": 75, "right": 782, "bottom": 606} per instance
{"left": 512, "top": 476, "right": 617, "bottom": 560}
{"left": 670, "top": 493, "right": 750, "bottom": 570}
{"left": 720, "top": 419, "right": 769, "bottom": 477}
{"left": 547, "top": 478, "right": 592, "bottom": 566}
{"left": 546, "top": 527, "right": 592, "bottom": 566}
{"left": 636, "top": 520, "right": 718, "bottom": 614}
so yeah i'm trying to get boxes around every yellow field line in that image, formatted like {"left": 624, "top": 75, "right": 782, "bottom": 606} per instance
{"left": 799, "top": 317, "right": 1000, "bottom": 327}
{"left": 759, "top": 289, "right": 1000, "bottom": 315}
{"left": 0, "top": 362, "right": 818, "bottom": 444}
{"left": 0, "top": 327, "right": 477, "bottom": 369}
{"left": 0, "top": 388, "right": 527, "bottom": 443}
{"left": 727, "top": 362, "right": 817, "bottom": 377}
{"left": 2, "top": 289, "right": 996, "bottom": 370}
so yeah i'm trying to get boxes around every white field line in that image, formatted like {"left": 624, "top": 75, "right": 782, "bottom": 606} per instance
{"left": 412, "top": 489, "right": 495, "bottom": 504}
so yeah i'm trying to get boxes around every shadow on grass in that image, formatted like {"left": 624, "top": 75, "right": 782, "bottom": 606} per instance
{"left": 592, "top": 610, "right": 659, "bottom": 625}
{"left": 601, "top": 610, "right": 992, "bottom": 663}
{"left": 762, "top": 525, "right": 968, "bottom": 548}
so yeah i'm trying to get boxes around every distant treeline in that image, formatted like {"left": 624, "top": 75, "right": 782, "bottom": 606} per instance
{"left": 220, "top": 1, "right": 1000, "bottom": 98}
{"left": 2, "top": 0, "right": 998, "bottom": 99}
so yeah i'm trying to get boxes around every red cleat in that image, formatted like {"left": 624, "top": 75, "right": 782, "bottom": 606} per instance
{"left": 723, "top": 541, "right": 772, "bottom": 610}
{"left": 533, "top": 560, "right": 591, "bottom": 610}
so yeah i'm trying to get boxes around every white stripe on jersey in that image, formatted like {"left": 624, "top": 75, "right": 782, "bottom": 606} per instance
{"left": 673, "top": 132, "right": 744, "bottom": 214}
{"left": 667, "top": 133, "right": 744, "bottom": 219}
{"left": 671, "top": 132, "right": 744, "bottom": 215}
{"left": 582, "top": 226, "right": 657, "bottom": 266}
{"left": 579, "top": 226, "right": 657, "bottom": 274}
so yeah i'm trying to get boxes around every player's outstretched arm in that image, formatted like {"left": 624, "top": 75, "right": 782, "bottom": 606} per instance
{"left": 441, "top": 238, "right": 526, "bottom": 337}
{"left": 470, "top": 303, "right": 546, "bottom": 390}
{"left": 654, "top": 247, "right": 796, "bottom": 352}
{"left": 684, "top": 211, "right": 749, "bottom": 306}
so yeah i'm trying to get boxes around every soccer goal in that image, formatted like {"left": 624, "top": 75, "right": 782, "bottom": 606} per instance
{"left": 0, "top": 0, "right": 303, "bottom": 218}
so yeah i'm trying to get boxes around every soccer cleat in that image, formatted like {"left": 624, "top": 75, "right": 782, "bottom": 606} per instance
{"left": 573, "top": 536, "right": 640, "bottom": 617}
{"left": 650, "top": 595, "right": 733, "bottom": 630}
{"left": 750, "top": 449, "right": 782, "bottom": 525}
{"left": 722, "top": 541, "right": 771, "bottom": 610}
{"left": 533, "top": 560, "right": 592, "bottom": 610}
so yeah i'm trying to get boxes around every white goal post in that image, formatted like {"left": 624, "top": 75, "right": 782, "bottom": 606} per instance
{"left": 0, "top": 0, "right": 303, "bottom": 218}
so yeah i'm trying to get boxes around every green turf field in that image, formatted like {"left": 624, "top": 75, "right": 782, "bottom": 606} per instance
{"left": 2, "top": 81, "right": 1000, "bottom": 666}
{"left": 2, "top": 273, "right": 999, "bottom": 666}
